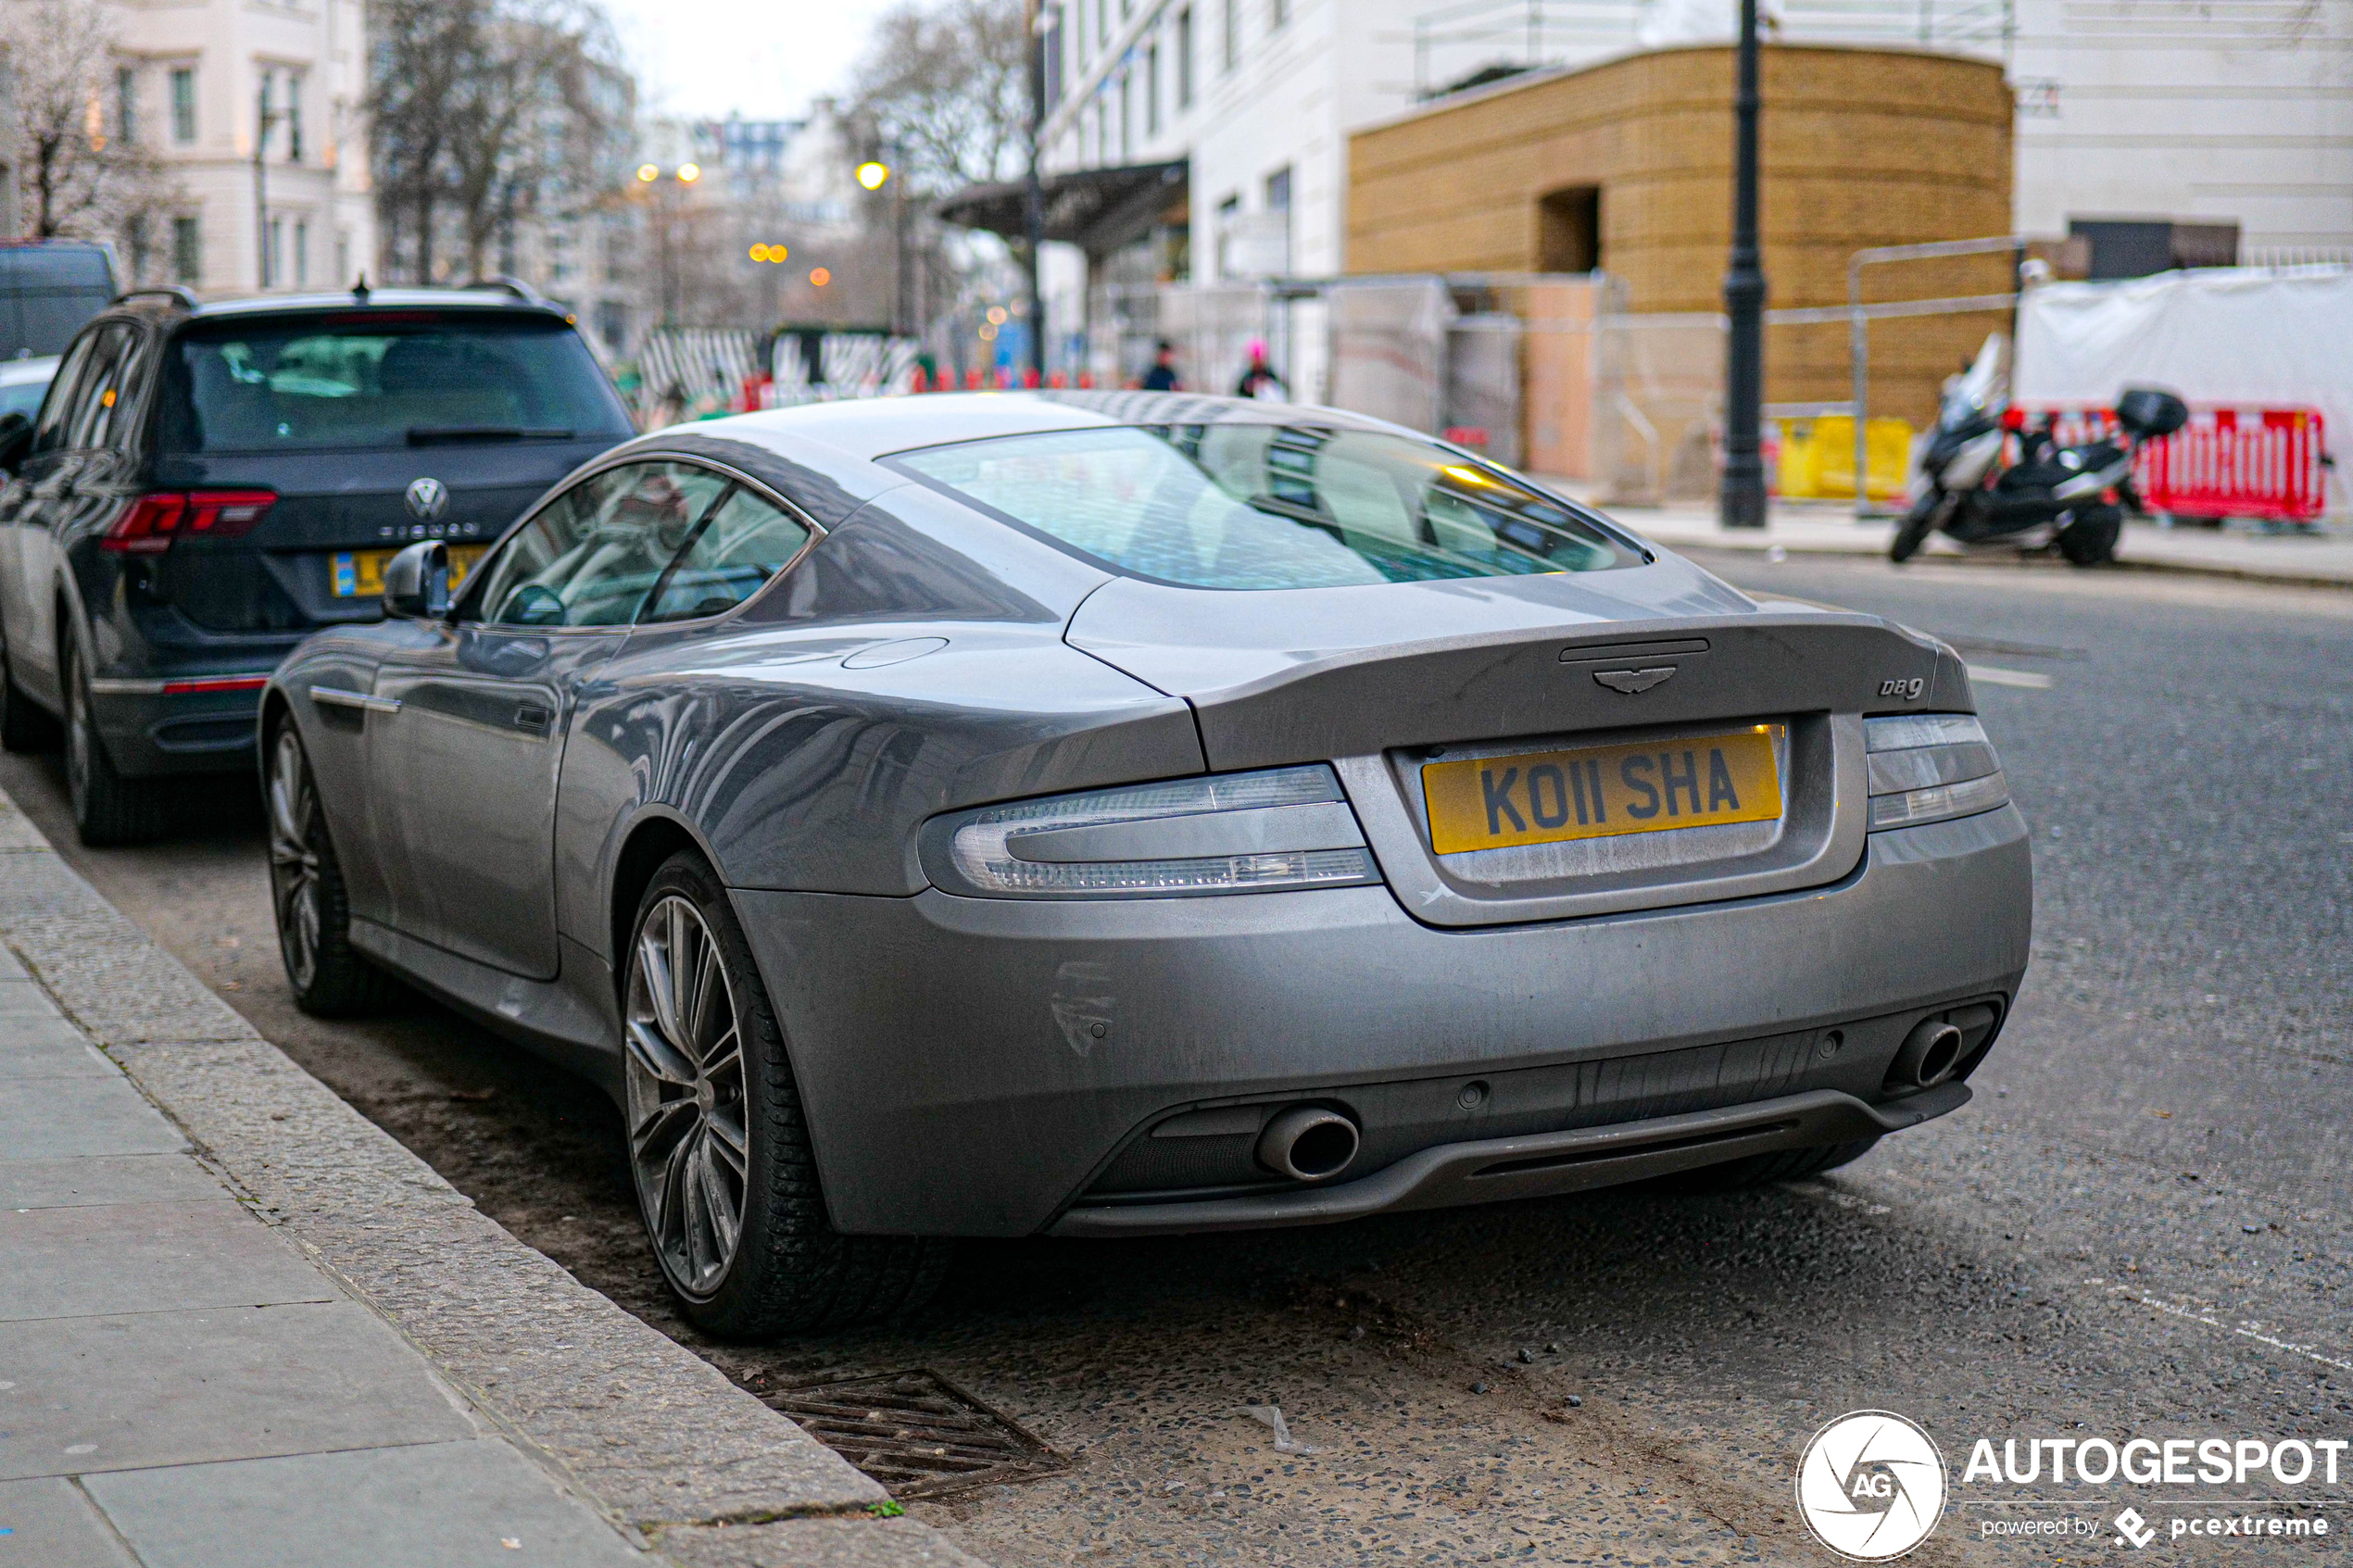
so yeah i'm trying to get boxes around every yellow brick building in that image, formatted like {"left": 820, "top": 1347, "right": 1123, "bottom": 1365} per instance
{"left": 1348, "top": 43, "right": 2016, "bottom": 431}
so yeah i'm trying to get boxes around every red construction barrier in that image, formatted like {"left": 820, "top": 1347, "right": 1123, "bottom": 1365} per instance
{"left": 2018, "top": 406, "right": 2329, "bottom": 525}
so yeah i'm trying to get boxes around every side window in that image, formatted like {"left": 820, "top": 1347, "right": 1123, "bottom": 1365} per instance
{"left": 68, "top": 325, "right": 140, "bottom": 450}
{"left": 30, "top": 332, "right": 99, "bottom": 455}
{"left": 638, "top": 486, "right": 812, "bottom": 622}
{"left": 469, "top": 460, "right": 729, "bottom": 628}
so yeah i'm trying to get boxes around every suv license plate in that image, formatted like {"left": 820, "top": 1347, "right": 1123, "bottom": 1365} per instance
{"left": 332, "top": 545, "right": 487, "bottom": 598}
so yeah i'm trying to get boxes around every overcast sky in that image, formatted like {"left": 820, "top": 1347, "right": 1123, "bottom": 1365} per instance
{"left": 603, "top": 0, "right": 898, "bottom": 122}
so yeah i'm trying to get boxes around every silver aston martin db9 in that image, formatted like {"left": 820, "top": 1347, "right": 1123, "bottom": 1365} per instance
{"left": 262, "top": 392, "right": 2032, "bottom": 1336}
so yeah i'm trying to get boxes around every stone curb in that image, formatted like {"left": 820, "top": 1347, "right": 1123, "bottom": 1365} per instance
{"left": 1622, "top": 517, "right": 2353, "bottom": 592}
{"left": 0, "top": 787, "right": 988, "bottom": 1568}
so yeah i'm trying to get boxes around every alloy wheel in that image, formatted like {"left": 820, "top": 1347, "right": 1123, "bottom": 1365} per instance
{"left": 624, "top": 894, "right": 750, "bottom": 1299}
{"left": 267, "top": 729, "right": 323, "bottom": 994}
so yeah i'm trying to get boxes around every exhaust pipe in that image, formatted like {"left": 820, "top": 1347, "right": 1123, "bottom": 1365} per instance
{"left": 1256, "top": 1106, "right": 1361, "bottom": 1182}
{"left": 1891, "top": 1019, "right": 1966, "bottom": 1090}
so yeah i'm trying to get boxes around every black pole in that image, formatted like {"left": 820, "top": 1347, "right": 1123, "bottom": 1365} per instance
{"left": 1024, "top": 0, "right": 1047, "bottom": 383}
{"left": 1718, "top": 0, "right": 1767, "bottom": 528}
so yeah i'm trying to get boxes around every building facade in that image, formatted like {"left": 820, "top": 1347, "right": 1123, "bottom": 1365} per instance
{"left": 110, "top": 0, "right": 375, "bottom": 295}
{"left": 1019, "top": 0, "right": 2353, "bottom": 387}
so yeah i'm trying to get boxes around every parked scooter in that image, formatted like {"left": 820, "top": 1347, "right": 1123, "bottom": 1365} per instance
{"left": 1891, "top": 335, "right": 2188, "bottom": 567}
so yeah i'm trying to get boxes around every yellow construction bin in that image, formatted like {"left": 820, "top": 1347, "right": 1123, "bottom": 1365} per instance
{"left": 1776, "top": 416, "right": 1912, "bottom": 501}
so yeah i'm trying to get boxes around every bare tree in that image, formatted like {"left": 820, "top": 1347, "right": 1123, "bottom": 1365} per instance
{"left": 367, "top": 0, "right": 633, "bottom": 282}
{"left": 847, "top": 0, "right": 1029, "bottom": 194}
{"left": 0, "top": 0, "right": 177, "bottom": 246}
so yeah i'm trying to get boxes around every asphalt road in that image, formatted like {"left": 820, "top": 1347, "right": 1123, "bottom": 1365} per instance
{"left": 6, "top": 551, "right": 2348, "bottom": 1566}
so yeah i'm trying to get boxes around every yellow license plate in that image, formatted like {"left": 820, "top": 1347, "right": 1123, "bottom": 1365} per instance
{"left": 1422, "top": 726, "right": 1783, "bottom": 855}
{"left": 331, "top": 545, "right": 487, "bottom": 598}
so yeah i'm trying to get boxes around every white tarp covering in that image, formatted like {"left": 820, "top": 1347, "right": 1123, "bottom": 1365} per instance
{"left": 2016, "top": 268, "right": 2353, "bottom": 511}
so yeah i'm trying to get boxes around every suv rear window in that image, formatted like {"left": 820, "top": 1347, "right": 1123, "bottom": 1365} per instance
{"left": 157, "top": 313, "right": 633, "bottom": 454}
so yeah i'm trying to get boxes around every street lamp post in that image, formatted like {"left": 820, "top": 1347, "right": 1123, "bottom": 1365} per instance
{"left": 1718, "top": 0, "right": 1768, "bottom": 528}
{"left": 1024, "top": 0, "right": 1047, "bottom": 383}
{"left": 857, "top": 152, "right": 909, "bottom": 336}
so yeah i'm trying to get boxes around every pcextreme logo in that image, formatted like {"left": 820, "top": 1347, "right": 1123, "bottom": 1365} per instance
{"left": 1795, "top": 1411, "right": 1949, "bottom": 1562}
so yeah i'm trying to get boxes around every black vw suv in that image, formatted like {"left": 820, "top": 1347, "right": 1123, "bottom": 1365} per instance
{"left": 0, "top": 283, "right": 636, "bottom": 844}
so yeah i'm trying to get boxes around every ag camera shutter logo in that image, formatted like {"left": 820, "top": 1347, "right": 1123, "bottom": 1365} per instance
{"left": 1796, "top": 1410, "right": 1947, "bottom": 1560}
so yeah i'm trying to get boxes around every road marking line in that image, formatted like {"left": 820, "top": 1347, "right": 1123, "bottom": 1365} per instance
{"left": 1968, "top": 664, "right": 2056, "bottom": 690}
{"left": 2099, "top": 1282, "right": 2353, "bottom": 1373}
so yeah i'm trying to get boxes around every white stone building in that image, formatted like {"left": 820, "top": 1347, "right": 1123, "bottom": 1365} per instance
{"left": 111, "top": 0, "right": 375, "bottom": 295}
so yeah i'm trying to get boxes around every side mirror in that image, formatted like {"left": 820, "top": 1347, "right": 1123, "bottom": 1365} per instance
{"left": 382, "top": 539, "right": 450, "bottom": 619}
{"left": 0, "top": 411, "right": 31, "bottom": 474}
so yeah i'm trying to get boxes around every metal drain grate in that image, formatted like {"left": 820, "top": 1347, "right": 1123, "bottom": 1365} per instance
{"left": 761, "top": 1368, "right": 1064, "bottom": 1499}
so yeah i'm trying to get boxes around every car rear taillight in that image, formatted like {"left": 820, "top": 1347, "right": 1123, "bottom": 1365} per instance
{"left": 101, "top": 491, "right": 276, "bottom": 554}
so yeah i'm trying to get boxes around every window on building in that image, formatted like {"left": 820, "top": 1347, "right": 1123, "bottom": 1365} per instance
{"left": 1176, "top": 9, "right": 1194, "bottom": 107}
{"left": 116, "top": 67, "right": 136, "bottom": 143}
{"left": 170, "top": 68, "right": 196, "bottom": 143}
{"left": 1119, "top": 73, "right": 1131, "bottom": 159}
{"left": 1044, "top": 6, "right": 1064, "bottom": 103}
{"left": 295, "top": 220, "right": 309, "bottom": 286}
{"left": 1097, "top": 0, "right": 1108, "bottom": 52}
{"left": 286, "top": 73, "right": 303, "bottom": 162}
{"left": 1146, "top": 42, "right": 1160, "bottom": 133}
{"left": 1272, "top": 0, "right": 1288, "bottom": 27}
{"left": 1223, "top": 0, "right": 1239, "bottom": 70}
{"left": 1265, "top": 165, "right": 1290, "bottom": 211}
{"left": 269, "top": 217, "right": 284, "bottom": 289}
{"left": 172, "top": 217, "right": 202, "bottom": 284}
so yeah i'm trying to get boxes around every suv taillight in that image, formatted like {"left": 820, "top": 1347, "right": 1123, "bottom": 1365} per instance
{"left": 102, "top": 491, "right": 276, "bottom": 554}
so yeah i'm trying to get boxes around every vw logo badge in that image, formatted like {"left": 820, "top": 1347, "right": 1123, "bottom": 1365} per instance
{"left": 404, "top": 476, "right": 449, "bottom": 522}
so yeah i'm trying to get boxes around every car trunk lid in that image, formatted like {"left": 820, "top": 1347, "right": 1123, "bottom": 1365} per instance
{"left": 147, "top": 439, "right": 612, "bottom": 632}
{"left": 1065, "top": 558, "right": 1969, "bottom": 926}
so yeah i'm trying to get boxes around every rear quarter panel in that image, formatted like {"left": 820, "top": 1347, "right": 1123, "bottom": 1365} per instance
{"left": 550, "top": 490, "right": 1206, "bottom": 967}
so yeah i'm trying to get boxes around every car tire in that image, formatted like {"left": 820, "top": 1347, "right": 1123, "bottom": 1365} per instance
{"left": 0, "top": 635, "right": 57, "bottom": 753}
{"left": 623, "top": 850, "right": 949, "bottom": 1339}
{"left": 63, "top": 634, "right": 164, "bottom": 847}
{"left": 266, "top": 721, "right": 396, "bottom": 1017}
{"left": 1657, "top": 1136, "right": 1881, "bottom": 1193}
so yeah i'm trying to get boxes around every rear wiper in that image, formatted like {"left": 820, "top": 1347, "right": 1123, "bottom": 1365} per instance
{"left": 407, "top": 426, "right": 575, "bottom": 445}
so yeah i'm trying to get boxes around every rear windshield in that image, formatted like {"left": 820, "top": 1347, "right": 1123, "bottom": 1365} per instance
{"left": 889, "top": 423, "right": 1639, "bottom": 590}
{"left": 157, "top": 313, "right": 634, "bottom": 454}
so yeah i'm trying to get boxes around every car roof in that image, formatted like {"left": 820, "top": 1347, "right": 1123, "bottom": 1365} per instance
{"left": 692, "top": 390, "right": 1420, "bottom": 465}
{"left": 189, "top": 288, "right": 569, "bottom": 321}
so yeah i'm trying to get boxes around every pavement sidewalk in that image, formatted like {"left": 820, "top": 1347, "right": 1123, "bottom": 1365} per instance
{"left": 0, "top": 790, "right": 986, "bottom": 1568}
{"left": 1607, "top": 499, "right": 2353, "bottom": 587}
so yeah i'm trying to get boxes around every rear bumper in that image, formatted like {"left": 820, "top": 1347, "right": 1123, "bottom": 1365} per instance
{"left": 731, "top": 803, "right": 2032, "bottom": 1238}
{"left": 1049, "top": 1083, "right": 1968, "bottom": 1236}
{"left": 86, "top": 679, "right": 271, "bottom": 776}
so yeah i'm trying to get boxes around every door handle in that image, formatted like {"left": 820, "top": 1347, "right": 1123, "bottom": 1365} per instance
{"left": 310, "top": 685, "right": 401, "bottom": 714}
{"left": 514, "top": 702, "right": 553, "bottom": 731}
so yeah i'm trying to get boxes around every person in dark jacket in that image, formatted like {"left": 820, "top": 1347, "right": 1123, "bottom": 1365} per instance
{"left": 1141, "top": 340, "right": 1180, "bottom": 392}
{"left": 1235, "top": 337, "right": 1287, "bottom": 400}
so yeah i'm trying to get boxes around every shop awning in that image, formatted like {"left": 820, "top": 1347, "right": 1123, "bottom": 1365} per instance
{"left": 935, "top": 161, "right": 1187, "bottom": 255}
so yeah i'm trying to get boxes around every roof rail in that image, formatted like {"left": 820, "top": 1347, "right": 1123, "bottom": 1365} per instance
{"left": 462, "top": 274, "right": 547, "bottom": 305}
{"left": 115, "top": 285, "right": 200, "bottom": 310}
